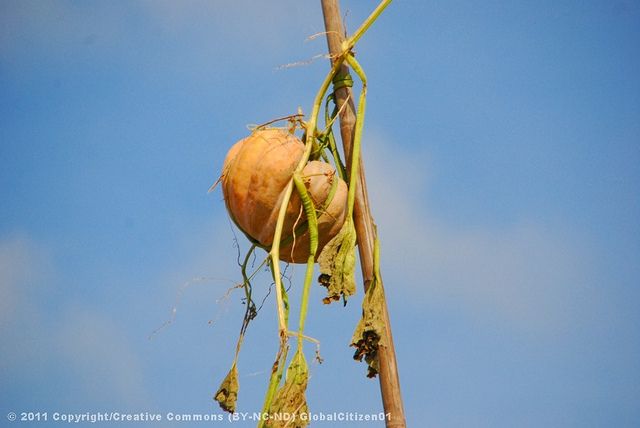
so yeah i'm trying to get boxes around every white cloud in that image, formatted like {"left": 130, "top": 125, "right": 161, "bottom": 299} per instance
{"left": 361, "top": 132, "right": 594, "bottom": 333}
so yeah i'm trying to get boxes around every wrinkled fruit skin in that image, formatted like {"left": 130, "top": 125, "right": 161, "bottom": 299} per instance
{"left": 221, "top": 129, "right": 348, "bottom": 263}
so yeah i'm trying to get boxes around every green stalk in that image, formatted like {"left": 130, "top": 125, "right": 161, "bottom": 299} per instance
{"left": 343, "top": 0, "right": 393, "bottom": 52}
{"left": 373, "top": 235, "right": 382, "bottom": 285}
{"left": 344, "top": 54, "right": 367, "bottom": 219}
{"left": 259, "top": 2, "right": 388, "bottom": 423}
{"left": 259, "top": 55, "right": 346, "bottom": 427}
{"left": 257, "top": 344, "right": 289, "bottom": 428}
{"left": 268, "top": 49, "right": 345, "bottom": 337}
{"left": 269, "top": 0, "right": 383, "bottom": 340}
{"left": 324, "top": 94, "right": 348, "bottom": 180}
{"left": 292, "top": 173, "right": 319, "bottom": 348}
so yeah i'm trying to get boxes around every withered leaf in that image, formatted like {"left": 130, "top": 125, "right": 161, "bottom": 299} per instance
{"left": 317, "top": 219, "right": 357, "bottom": 304}
{"left": 214, "top": 363, "right": 239, "bottom": 413}
{"left": 266, "top": 349, "right": 309, "bottom": 428}
{"left": 350, "top": 277, "right": 387, "bottom": 378}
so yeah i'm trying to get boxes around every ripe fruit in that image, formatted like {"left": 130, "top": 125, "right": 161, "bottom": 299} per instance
{"left": 221, "top": 129, "right": 347, "bottom": 263}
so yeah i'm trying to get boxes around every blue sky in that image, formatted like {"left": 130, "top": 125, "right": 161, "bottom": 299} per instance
{"left": 1, "top": 1, "right": 639, "bottom": 427}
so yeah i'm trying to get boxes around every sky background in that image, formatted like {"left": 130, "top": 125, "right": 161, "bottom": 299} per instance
{"left": 1, "top": 0, "right": 639, "bottom": 427}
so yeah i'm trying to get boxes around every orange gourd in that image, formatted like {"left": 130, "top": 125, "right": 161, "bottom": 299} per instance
{"left": 221, "top": 129, "right": 347, "bottom": 263}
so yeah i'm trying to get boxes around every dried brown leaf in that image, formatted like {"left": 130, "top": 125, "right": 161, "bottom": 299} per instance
{"left": 350, "top": 277, "right": 386, "bottom": 378}
{"left": 214, "top": 363, "right": 239, "bottom": 413}
{"left": 317, "top": 220, "right": 357, "bottom": 304}
{"left": 266, "top": 349, "right": 309, "bottom": 428}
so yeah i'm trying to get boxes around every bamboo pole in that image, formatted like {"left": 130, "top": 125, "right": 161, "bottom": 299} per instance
{"left": 320, "top": 1, "right": 407, "bottom": 427}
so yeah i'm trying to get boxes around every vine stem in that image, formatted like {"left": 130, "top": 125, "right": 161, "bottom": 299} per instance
{"left": 258, "top": 345, "right": 288, "bottom": 428}
{"left": 232, "top": 244, "right": 260, "bottom": 361}
{"left": 343, "top": 54, "right": 366, "bottom": 220}
{"left": 342, "top": 0, "right": 393, "bottom": 52}
{"left": 268, "top": 55, "right": 344, "bottom": 339}
{"left": 292, "top": 173, "right": 318, "bottom": 349}
{"left": 260, "top": 25, "right": 348, "bottom": 426}
{"left": 260, "top": 2, "right": 392, "bottom": 422}
{"left": 320, "top": 1, "right": 407, "bottom": 427}
{"left": 270, "top": 0, "right": 390, "bottom": 347}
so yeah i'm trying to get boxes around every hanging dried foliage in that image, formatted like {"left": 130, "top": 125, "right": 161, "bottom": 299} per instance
{"left": 214, "top": 363, "right": 239, "bottom": 413}
{"left": 265, "top": 350, "right": 310, "bottom": 428}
